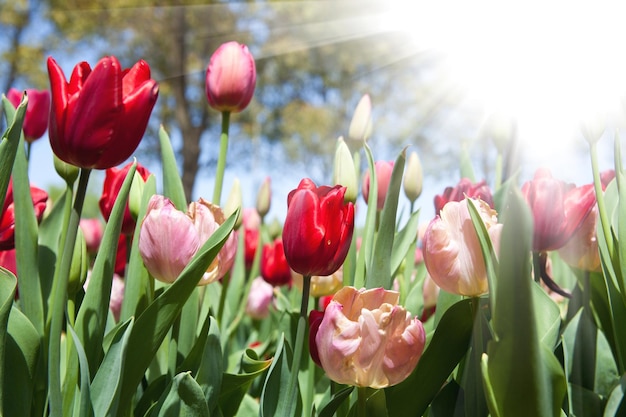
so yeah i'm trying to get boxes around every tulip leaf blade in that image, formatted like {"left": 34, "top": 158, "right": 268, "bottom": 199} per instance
{"left": 12, "top": 130, "right": 44, "bottom": 335}
{"left": 317, "top": 385, "right": 354, "bottom": 417}
{"left": 260, "top": 333, "right": 302, "bottom": 417}
{"left": 385, "top": 298, "right": 475, "bottom": 417}
{"left": 0, "top": 267, "right": 17, "bottom": 413}
{"left": 149, "top": 371, "right": 210, "bottom": 417}
{"left": 120, "top": 174, "right": 157, "bottom": 322}
{"left": 390, "top": 208, "right": 420, "bottom": 278}
{"left": 90, "top": 318, "right": 134, "bottom": 417}
{"left": 195, "top": 316, "right": 223, "bottom": 415}
{"left": 75, "top": 163, "right": 137, "bottom": 376}
{"left": 367, "top": 148, "right": 406, "bottom": 290}
{"left": 354, "top": 143, "right": 377, "bottom": 289}
{"left": 66, "top": 323, "right": 93, "bottom": 417}
{"left": 2, "top": 302, "right": 42, "bottom": 417}
{"left": 220, "top": 348, "right": 272, "bottom": 417}
{"left": 0, "top": 94, "right": 27, "bottom": 211}
{"left": 159, "top": 125, "right": 187, "bottom": 210}
{"left": 484, "top": 187, "right": 566, "bottom": 417}
{"left": 117, "top": 209, "right": 238, "bottom": 416}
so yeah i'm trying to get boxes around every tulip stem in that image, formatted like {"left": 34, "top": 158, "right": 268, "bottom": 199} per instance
{"left": 48, "top": 167, "right": 91, "bottom": 417}
{"left": 285, "top": 274, "right": 311, "bottom": 416}
{"left": 213, "top": 110, "right": 231, "bottom": 205}
{"left": 357, "top": 386, "right": 368, "bottom": 417}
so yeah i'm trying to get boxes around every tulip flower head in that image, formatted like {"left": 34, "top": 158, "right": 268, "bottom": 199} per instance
{"left": 348, "top": 94, "right": 372, "bottom": 142}
{"left": 310, "top": 286, "right": 426, "bottom": 388}
{"left": 139, "top": 195, "right": 237, "bottom": 285}
{"left": 282, "top": 178, "right": 355, "bottom": 277}
{"left": 246, "top": 276, "right": 275, "bottom": 319}
{"left": 80, "top": 218, "right": 104, "bottom": 254}
{"left": 99, "top": 162, "right": 151, "bottom": 235}
{"left": 422, "top": 198, "right": 502, "bottom": 296}
{"left": 261, "top": 238, "right": 292, "bottom": 287}
{"left": 47, "top": 56, "right": 158, "bottom": 169}
{"left": 205, "top": 41, "right": 256, "bottom": 113}
{"left": 434, "top": 178, "right": 494, "bottom": 216}
{"left": 0, "top": 179, "right": 48, "bottom": 250}
{"left": 7, "top": 88, "right": 51, "bottom": 143}
{"left": 362, "top": 160, "right": 394, "bottom": 211}
{"left": 521, "top": 168, "right": 596, "bottom": 252}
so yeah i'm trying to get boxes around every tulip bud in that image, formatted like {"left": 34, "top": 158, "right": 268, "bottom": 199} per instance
{"left": 403, "top": 151, "right": 423, "bottom": 203}
{"left": 205, "top": 41, "right": 256, "bottom": 113}
{"left": 362, "top": 160, "right": 394, "bottom": 211}
{"left": 68, "top": 228, "right": 89, "bottom": 297}
{"left": 7, "top": 88, "right": 50, "bottom": 143}
{"left": 256, "top": 177, "right": 271, "bottom": 219}
{"left": 224, "top": 178, "right": 243, "bottom": 229}
{"left": 580, "top": 112, "right": 606, "bottom": 144}
{"left": 80, "top": 218, "right": 104, "bottom": 254}
{"left": 348, "top": 94, "right": 372, "bottom": 143}
{"left": 246, "top": 276, "right": 275, "bottom": 319}
{"left": 128, "top": 166, "right": 148, "bottom": 223}
{"left": 333, "top": 137, "right": 358, "bottom": 203}
{"left": 311, "top": 286, "right": 425, "bottom": 388}
{"left": 53, "top": 154, "right": 79, "bottom": 186}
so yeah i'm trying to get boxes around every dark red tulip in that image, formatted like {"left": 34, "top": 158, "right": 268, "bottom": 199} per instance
{"left": 0, "top": 249, "right": 17, "bottom": 276}
{"left": 0, "top": 179, "right": 48, "bottom": 250}
{"left": 7, "top": 88, "right": 50, "bottom": 143}
{"left": 308, "top": 309, "right": 325, "bottom": 367}
{"left": 99, "top": 161, "right": 151, "bottom": 235}
{"left": 521, "top": 168, "right": 596, "bottom": 252}
{"left": 47, "top": 56, "right": 158, "bottom": 169}
{"left": 434, "top": 178, "right": 494, "bottom": 216}
{"left": 282, "top": 178, "right": 355, "bottom": 277}
{"left": 261, "top": 238, "right": 292, "bottom": 287}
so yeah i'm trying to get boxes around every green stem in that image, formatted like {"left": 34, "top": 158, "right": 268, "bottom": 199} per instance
{"left": 284, "top": 274, "right": 311, "bottom": 416}
{"left": 48, "top": 168, "right": 91, "bottom": 417}
{"left": 532, "top": 251, "right": 541, "bottom": 283}
{"left": 217, "top": 272, "right": 230, "bottom": 325}
{"left": 357, "top": 386, "right": 368, "bottom": 417}
{"left": 590, "top": 141, "right": 613, "bottom": 255}
{"left": 213, "top": 111, "right": 231, "bottom": 205}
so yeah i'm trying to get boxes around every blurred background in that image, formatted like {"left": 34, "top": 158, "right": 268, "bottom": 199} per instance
{"left": 1, "top": 0, "right": 623, "bottom": 223}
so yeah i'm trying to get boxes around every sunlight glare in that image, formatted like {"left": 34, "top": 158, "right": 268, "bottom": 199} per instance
{"left": 382, "top": 0, "right": 626, "bottom": 153}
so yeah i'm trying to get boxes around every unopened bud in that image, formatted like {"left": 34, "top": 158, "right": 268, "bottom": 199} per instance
{"left": 225, "top": 177, "right": 243, "bottom": 229}
{"left": 348, "top": 94, "right": 372, "bottom": 143}
{"left": 256, "top": 177, "right": 271, "bottom": 218}
{"left": 54, "top": 154, "right": 79, "bottom": 185}
{"left": 403, "top": 151, "right": 423, "bottom": 203}
{"left": 333, "top": 137, "right": 358, "bottom": 203}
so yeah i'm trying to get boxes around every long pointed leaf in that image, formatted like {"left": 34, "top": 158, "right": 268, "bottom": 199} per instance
{"left": 159, "top": 126, "right": 187, "bottom": 210}
{"left": 0, "top": 268, "right": 17, "bottom": 413}
{"left": 0, "top": 95, "right": 27, "bottom": 210}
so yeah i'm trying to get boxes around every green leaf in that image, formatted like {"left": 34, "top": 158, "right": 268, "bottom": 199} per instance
{"left": 317, "top": 386, "right": 354, "bottom": 417}
{"left": 0, "top": 95, "right": 27, "bottom": 211}
{"left": 91, "top": 318, "right": 135, "bottom": 417}
{"left": 0, "top": 268, "right": 17, "bottom": 413}
{"left": 66, "top": 324, "right": 93, "bottom": 417}
{"left": 484, "top": 187, "right": 566, "bottom": 417}
{"left": 117, "top": 210, "right": 238, "bottom": 416}
{"left": 195, "top": 316, "right": 223, "bottom": 415}
{"left": 390, "top": 209, "right": 420, "bottom": 277}
{"left": 221, "top": 348, "right": 273, "bottom": 417}
{"left": 430, "top": 379, "right": 464, "bottom": 417}
{"left": 149, "top": 372, "right": 210, "bottom": 417}
{"left": 3, "top": 303, "right": 42, "bottom": 417}
{"left": 367, "top": 148, "right": 406, "bottom": 289}
{"left": 354, "top": 143, "right": 377, "bottom": 289}
{"left": 385, "top": 298, "right": 475, "bottom": 417}
{"left": 120, "top": 174, "right": 157, "bottom": 322}
{"left": 159, "top": 126, "right": 187, "bottom": 210}
{"left": 260, "top": 333, "right": 301, "bottom": 417}
{"left": 75, "top": 163, "right": 137, "bottom": 376}
{"left": 604, "top": 375, "right": 626, "bottom": 417}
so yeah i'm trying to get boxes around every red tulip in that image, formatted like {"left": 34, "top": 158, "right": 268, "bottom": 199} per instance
{"left": 521, "top": 168, "right": 596, "bottom": 252}
{"left": 362, "top": 160, "right": 394, "bottom": 210}
{"left": 7, "top": 88, "right": 50, "bottom": 142}
{"left": 434, "top": 178, "right": 494, "bottom": 216}
{"left": 261, "top": 238, "right": 292, "bottom": 286}
{"left": 243, "top": 208, "right": 261, "bottom": 269}
{"left": 205, "top": 41, "right": 256, "bottom": 113}
{"left": 0, "top": 179, "right": 48, "bottom": 250}
{"left": 47, "top": 56, "right": 158, "bottom": 169}
{"left": 0, "top": 249, "right": 17, "bottom": 276}
{"left": 99, "top": 161, "right": 151, "bottom": 235}
{"left": 282, "top": 179, "right": 355, "bottom": 277}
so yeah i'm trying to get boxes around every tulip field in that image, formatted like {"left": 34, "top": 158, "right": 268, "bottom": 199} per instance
{"left": 2, "top": 38, "right": 626, "bottom": 417}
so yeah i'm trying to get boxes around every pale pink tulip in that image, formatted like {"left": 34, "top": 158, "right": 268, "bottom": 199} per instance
{"left": 362, "top": 161, "right": 394, "bottom": 210}
{"left": 246, "top": 276, "right": 275, "bottom": 319}
{"left": 422, "top": 198, "right": 502, "bottom": 296}
{"left": 312, "top": 286, "right": 425, "bottom": 388}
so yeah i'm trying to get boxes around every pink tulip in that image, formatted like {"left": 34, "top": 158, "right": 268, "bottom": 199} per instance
{"left": 246, "top": 276, "right": 275, "bottom": 319}
{"left": 138, "top": 195, "right": 237, "bottom": 285}
{"left": 310, "top": 286, "right": 425, "bottom": 388}
{"left": 422, "top": 198, "right": 502, "bottom": 296}
{"left": 79, "top": 218, "right": 104, "bottom": 254}
{"left": 434, "top": 178, "right": 494, "bottom": 216}
{"left": 362, "top": 160, "right": 394, "bottom": 210}
{"left": 205, "top": 41, "right": 256, "bottom": 113}
{"left": 7, "top": 88, "right": 50, "bottom": 143}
